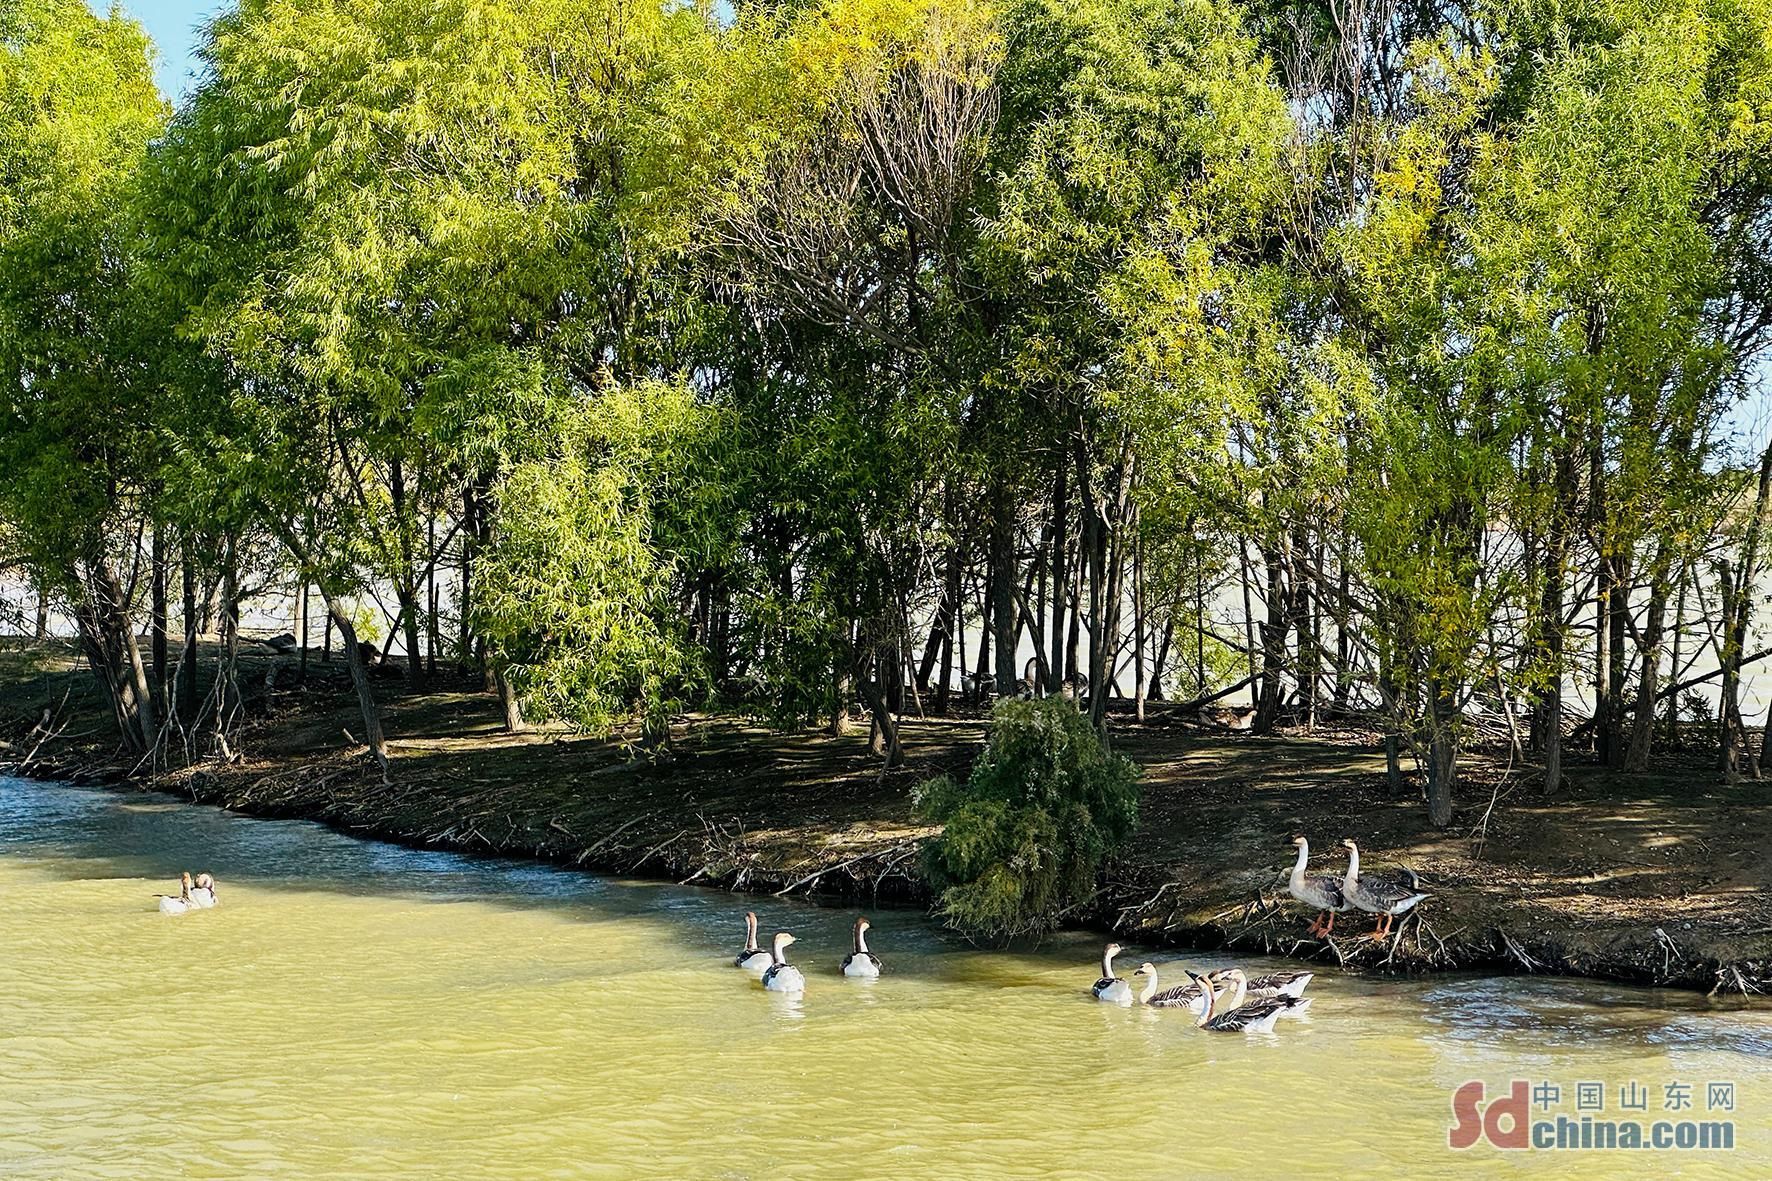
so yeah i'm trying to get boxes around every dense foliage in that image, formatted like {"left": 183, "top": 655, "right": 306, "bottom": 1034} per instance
{"left": 916, "top": 697, "right": 1139, "bottom": 936}
{"left": 3, "top": 0, "right": 1772, "bottom": 824}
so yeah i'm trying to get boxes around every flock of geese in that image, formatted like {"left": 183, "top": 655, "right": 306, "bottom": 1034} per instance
{"left": 734, "top": 912, "right": 882, "bottom": 992}
{"left": 730, "top": 835, "right": 1427, "bottom": 1034}
{"left": 150, "top": 835, "right": 1425, "bottom": 1032}
{"left": 153, "top": 871, "right": 219, "bottom": 914}
{"left": 1090, "top": 945, "right": 1315, "bottom": 1033}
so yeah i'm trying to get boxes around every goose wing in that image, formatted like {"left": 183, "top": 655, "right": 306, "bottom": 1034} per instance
{"left": 1146, "top": 980, "right": 1204, "bottom": 1007}
{"left": 1355, "top": 875, "right": 1428, "bottom": 911}
{"left": 1291, "top": 873, "right": 1346, "bottom": 911}
{"left": 1246, "top": 970, "right": 1313, "bottom": 994}
{"left": 1207, "top": 995, "right": 1298, "bottom": 1031}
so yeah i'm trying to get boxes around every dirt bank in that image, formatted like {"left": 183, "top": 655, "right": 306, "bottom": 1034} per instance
{"left": 4, "top": 640, "right": 1768, "bottom": 996}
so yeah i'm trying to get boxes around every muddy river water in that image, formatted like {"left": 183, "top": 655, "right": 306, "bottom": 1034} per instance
{"left": 2, "top": 775, "right": 1767, "bottom": 1178}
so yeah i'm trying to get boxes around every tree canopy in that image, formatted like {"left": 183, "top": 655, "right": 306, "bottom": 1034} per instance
{"left": 3, "top": 0, "right": 1772, "bottom": 823}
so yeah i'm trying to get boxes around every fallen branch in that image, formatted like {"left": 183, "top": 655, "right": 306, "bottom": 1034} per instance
{"left": 772, "top": 841, "right": 916, "bottom": 898}
{"left": 1498, "top": 928, "right": 1541, "bottom": 972}
{"left": 575, "top": 813, "right": 653, "bottom": 865}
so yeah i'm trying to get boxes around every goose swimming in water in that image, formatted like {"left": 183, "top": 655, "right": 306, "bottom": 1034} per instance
{"left": 841, "top": 917, "right": 883, "bottom": 978}
{"left": 1132, "top": 963, "right": 1209, "bottom": 1012}
{"left": 155, "top": 872, "right": 195, "bottom": 915}
{"left": 1210, "top": 968, "right": 1312, "bottom": 1020}
{"left": 760, "top": 932, "right": 806, "bottom": 993}
{"left": 190, "top": 872, "right": 218, "bottom": 909}
{"left": 1091, "top": 943, "right": 1133, "bottom": 1005}
{"left": 734, "top": 912, "right": 772, "bottom": 975}
{"left": 1212, "top": 967, "right": 1314, "bottom": 1000}
{"left": 1341, "top": 839, "right": 1430, "bottom": 940}
{"left": 1188, "top": 969, "right": 1307, "bottom": 1033}
{"left": 1286, "top": 836, "right": 1347, "bottom": 937}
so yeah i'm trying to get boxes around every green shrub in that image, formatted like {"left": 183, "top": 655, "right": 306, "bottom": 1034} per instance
{"left": 915, "top": 697, "right": 1140, "bottom": 937}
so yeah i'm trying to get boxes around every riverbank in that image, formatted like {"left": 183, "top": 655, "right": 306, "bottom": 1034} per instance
{"left": 4, "top": 640, "right": 1769, "bottom": 995}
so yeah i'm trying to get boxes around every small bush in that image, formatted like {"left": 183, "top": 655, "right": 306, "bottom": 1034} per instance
{"left": 915, "top": 696, "right": 1140, "bottom": 938}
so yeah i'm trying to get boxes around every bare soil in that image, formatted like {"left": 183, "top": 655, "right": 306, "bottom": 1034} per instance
{"left": 4, "top": 639, "right": 1768, "bottom": 995}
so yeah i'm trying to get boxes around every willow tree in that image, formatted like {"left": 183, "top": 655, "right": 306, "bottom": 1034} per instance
{"left": 148, "top": 0, "right": 739, "bottom": 760}
{"left": 1478, "top": 0, "right": 1772, "bottom": 782}
{"left": 977, "top": 0, "right": 1298, "bottom": 728}
{"left": 706, "top": 0, "right": 1001, "bottom": 760}
{"left": 1330, "top": 0, "right": 1772, "bottom": 821}
{"left": 0, "top": 0, "right": 168, "bottom": 753}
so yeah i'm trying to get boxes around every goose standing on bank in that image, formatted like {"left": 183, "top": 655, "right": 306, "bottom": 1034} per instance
{"left": 735, "top": 912, "right": 772, "bottom": 975}
{"left": 761, "top": 932, "right": 807, "bottom": 993}
{"left": 155, "top": 872, "right": 195, "bottom": 915}
{"left": 1286, "top": 836, "right": 1347, "bottom": 937}
{"left": 1187, "top": 969, "right": 1305, "bottom": 1033}
{"left": 1132, "top": 963, "right": 1209, "bottom": 1012}
{"left": 190, "top": 872, "right": 218, "bottom": 909}
{"left": 841, "top": 917, "right": 883, "bottom": 978}
{"left": 1092, "top": 943, "right": 1134, "bottom": 1005}
{"left": 1341, "top": 839, "right": 1430, "bottom": 940}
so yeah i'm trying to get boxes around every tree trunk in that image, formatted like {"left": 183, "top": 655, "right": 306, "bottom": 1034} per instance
{"left": 1253, "top": 534, "right": 1291, "bottom": 733}
{"left": 1626, "top": 541, "right": 1674, "bottom": 771}
{"left": 1332, "top": 529, "right": 1352, "bottom": 711}
{"left": 1605, "top": 551, "right": 1630, "bottom": 767}
{"left": 215, "top": 555, "right": 241, "bottom": 757}
{"left": 829, "top": 649, "right": 852, "bottom": 736}
{"left": 459, "top": 481, "right": 476, "bottom": 669}
{"left": 299, "top": 582, "right": 311, "bottom": 682}
{"left": 1425, "top": 676, "right": 1457, "bottom": 827}
{"left": 104, "top": 560, "right": 157, "bottom": 754}
{"left": 74, "top": 560, "right": 154, "bottom": 752}
{"left": 975, "top": 569, "right": 993, "bottom": 696}
{"left": 426, "top": 514, "right": 438, "bottom": 680}
{"left": 1294, "top": 524, "right": 1319, "bottom": 729}
{"left": 389, "top": 458, "right": 425, "bottom": 689}
{"left": 917, "top": 547, "right": 957, "bottom": 693}
{"left": 990, "top": 476, "right": 1016, "bottom": 701}
{"left": 33, "top": 579, "right": 48, "bottom": 640}
{"left": 858, "top": 648, "right": 904, "bottom": 767}
{"left": 1662, "top": 563, "right": 1687, "bottom": 749}
{"left": 1049, "top": 466, "right": 1068, "bottom": 693}
{"left": 495, "top": 665, "right": 525, "bottom": 735}
{"left": 934, "top": 566, "right": 955, "bottom": 718}
{"left": 321, "top": 594, "right": 390, "bottom": 777}
{"left": 1149, "top": 612, "right": 1174, "bottom": 702}
{"left": 178, "top": 552, "right": 199, "bottom": 722}
{"left": 150, "top": 521, "right": 168, "bottom": 713}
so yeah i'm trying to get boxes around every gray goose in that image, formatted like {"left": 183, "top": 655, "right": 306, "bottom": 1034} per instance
{"left": 1286, "top": 836, "right": 1347, "bottom": 936}
{"left": 1341, "top": 840, "right": 1429, "bottom": 939}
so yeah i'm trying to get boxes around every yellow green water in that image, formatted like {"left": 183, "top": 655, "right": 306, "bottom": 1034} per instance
{"left": 1, "top": 776, "right": 1768, "bottom": 1179}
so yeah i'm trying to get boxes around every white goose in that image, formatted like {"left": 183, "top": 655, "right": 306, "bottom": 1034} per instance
{"left": 760, "top": 932, "right": 806, "bottom": 993}
{"left": 1091, "top": 942, "right": 1133, "bottom": 1005}
{"left": 155, "top": 872, "right": 195, "bottom": 915}
{"left": 190, "top": 872, "right": 219, "bottom": 909}
{"left": 841, "top": 917, "right": 883, "bottom": 978}
{"left": 734, "top": 911, "right": 771, "bottom": 976}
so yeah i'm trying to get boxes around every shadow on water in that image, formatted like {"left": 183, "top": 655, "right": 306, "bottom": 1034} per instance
{"left": 4, "top": 775, "right": 1767, "bottom": 1053}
